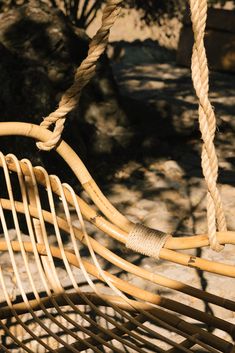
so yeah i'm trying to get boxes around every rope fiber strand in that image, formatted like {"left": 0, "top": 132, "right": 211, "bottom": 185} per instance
{"left": 189, "top": 0, "right": 227, "bottom": 251}
{"left": 37, "top": 0, "right": 123, "bottom": 151}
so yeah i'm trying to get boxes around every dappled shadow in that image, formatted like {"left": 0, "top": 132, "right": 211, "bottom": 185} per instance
{"left": 0, "top": 3, "right": 235, "bottom": 352}
{"left": 87, "top": 40, "right": 235, "bottom": 203}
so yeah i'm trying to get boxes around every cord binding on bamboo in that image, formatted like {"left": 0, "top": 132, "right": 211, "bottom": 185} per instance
{"left": 0, "top": 148, "right": 235, "bottom": 352}
{"left": 126, "top": 223, "right": 171, "bottom": 260}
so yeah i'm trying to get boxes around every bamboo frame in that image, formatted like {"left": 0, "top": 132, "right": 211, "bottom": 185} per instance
{"left": 0, "top": 122, "right": 234, "bottom": 352}
{"left": 1, "top": 123, "right": 235, "bottom": 251}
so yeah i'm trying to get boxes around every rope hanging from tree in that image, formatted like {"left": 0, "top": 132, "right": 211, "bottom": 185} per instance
{"left": 37, "top": 0, "right": 227, "bottom": 253}
{"left": 189, "top": 0, "right": 227, "bottom": 251}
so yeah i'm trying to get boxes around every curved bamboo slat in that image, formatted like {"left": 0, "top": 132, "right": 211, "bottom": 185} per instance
{"left": 0, "top": 124, "right": 234, "bottom": 352}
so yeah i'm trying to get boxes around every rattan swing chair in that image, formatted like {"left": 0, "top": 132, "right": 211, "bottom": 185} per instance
{"left": 0, "top": 0, "right": 235, "bottom": 352}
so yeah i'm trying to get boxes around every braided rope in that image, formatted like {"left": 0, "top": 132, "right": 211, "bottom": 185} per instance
{"left": 36, "top": 0, "right": 227, "bottom": 253}
{"left": 189, "top": 0, "right": 227, "bottom": 251}
{"left": 37, "top": 0, "right": 123, "bottom": 151}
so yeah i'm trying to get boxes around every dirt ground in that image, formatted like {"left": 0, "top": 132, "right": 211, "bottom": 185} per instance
{"left": 1, "top": 7, "right": 235, "bottom": 352}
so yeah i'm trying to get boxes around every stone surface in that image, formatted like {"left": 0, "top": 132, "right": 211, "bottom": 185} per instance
{"left": 177, "top": 26, "right": 235, "bottom": 72}
{"left": 177, "top": 8, "right": 235, "bottom": 72}
{"left": 110, "top": 40, "right": 235, "bottom": 139}
{"left": 183, "top": 7, "right": 235, "bottom": 34}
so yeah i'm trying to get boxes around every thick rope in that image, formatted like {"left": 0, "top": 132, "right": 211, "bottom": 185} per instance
{"left": 36, "top": 0, "right": 227, "bottom": 253}
{"left": 126, "top": 224, "right": 171, "bottom": 260}
{"left": 189, "top": 0, "right": 227, "bottom": 251}
{"left": 37, "top": 0, "right": 123, "bottom": 151}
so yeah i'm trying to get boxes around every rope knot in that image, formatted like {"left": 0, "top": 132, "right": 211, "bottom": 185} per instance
{"left": 126, "top": 223, "right": 171, "bottom": 260}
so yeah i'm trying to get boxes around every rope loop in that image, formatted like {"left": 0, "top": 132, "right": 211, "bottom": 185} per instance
{"left": 37, "top": 0, "right": 123, "bottom": 151}
{"left": 189, "top": 0, "right": 227, "bottom": 251}
{"left": 126, "top": 224, "right": 171, "bottom": 260}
